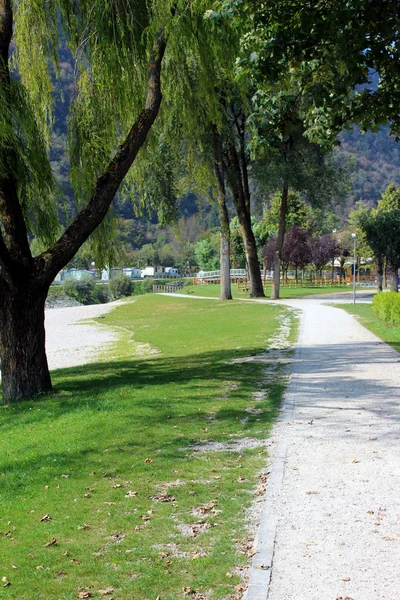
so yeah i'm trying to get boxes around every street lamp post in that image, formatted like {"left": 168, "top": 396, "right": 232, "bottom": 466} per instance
{"left": 351, "top": 233, "right": 357, "bottom": 305}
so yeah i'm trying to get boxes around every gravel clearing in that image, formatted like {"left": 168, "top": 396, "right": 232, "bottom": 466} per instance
{"left": 45, "top": 301, "right": 120, "bottom": 370}
{"left": 246, "top": 298, "right": 400, "bottom": 600}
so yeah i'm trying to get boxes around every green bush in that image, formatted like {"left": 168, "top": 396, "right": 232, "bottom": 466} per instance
{"left": 372, "top": 292, "right": 400, "bottom": 327}
{"left": 109, "top": 274, "right": 134, "bottom": 300}
{"left": 94, "top": 285, "right": 110, "bottom": 304}
{"left": 142, "top": 277, "right": 154, "bottom": 293}
{"left": 63, "top": 275, "right": 96, "bottom": 305}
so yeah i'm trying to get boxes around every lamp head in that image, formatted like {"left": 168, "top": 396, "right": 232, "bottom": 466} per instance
{"left": 351, "top": 233, "right": 357, "bottom": 239}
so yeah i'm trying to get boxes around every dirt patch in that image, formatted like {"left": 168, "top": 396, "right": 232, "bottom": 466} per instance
{"left": 153, "top": 542, "right": 208, "bottom": 559}
{"left": 176, "top": 521, "right": 211, "bottom": 537}
{"left": 191, "top": 437, "right": 267, "bottom": 454}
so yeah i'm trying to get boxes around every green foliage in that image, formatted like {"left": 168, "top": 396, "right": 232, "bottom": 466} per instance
{"left": 0, "top": 80, "right": 59, "bottom": 246}
{"left": 62, "top": 275, "right": 96, "bottom": 305}
{"left": 359, "top": 208, "right": 400, "bottom": 268}
{"left": 372, "top": 292, "right": 400, "bottom": 327}
{"left": 194, "top": 237, "right": 219, "bottom": 270}
{"left": 94, "top": 284, "right": 110, "bottom": 304}
{"left": 109, "top": 274, "right": 134, "bottom": 300}
{"left": 377, "top": 184, "right": 400, "bottom": 211}
{"left": 348, "top": 201, "right": 373, "bottom": 259}
{"left": 262, "top": 191, "right": 311, "bottom": 236}
{"left": 142, "top": 277, "right": 155, "bottom": 293}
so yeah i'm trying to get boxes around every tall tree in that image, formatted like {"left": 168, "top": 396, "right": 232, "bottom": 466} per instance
{"left": 360, "top": 210, "right": 400, "bottom": 292}
{"left": 0, "top": 0, "right": 212, "bottom": 402}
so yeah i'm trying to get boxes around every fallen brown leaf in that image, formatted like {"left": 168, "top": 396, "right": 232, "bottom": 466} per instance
{"left": 99, "top": 587, "right": 114, "bottom": 595}
{"left": 40, "top": 514, "right": 52, "bottom": 522}
{"left": 44, "top": 537, "right": 57, "bottom": 547}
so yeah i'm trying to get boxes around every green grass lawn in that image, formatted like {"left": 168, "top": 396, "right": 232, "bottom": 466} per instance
{"left": 336, "top": 302, "right": 400, "bottom": 354}
{"left": 0, "top": 295, "right": 297, "bottom": 600}
{"left": 179, "top": 283, "right": 354, "bottom": 300}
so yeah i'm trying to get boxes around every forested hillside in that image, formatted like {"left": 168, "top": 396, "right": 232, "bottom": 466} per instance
{"left": 340, "top": 126, "right": 400, "bottom": 208}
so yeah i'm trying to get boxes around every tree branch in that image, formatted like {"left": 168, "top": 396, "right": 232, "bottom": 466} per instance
{"left": 40, "top": 32, "right": 167, "bottom": 284}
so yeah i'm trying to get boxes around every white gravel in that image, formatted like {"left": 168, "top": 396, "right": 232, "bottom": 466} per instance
{"left": 255, "top": 299, "right": 400, "bottom": 600}
{"left": 45, "top": 301, "right": 120, "bottom": 370}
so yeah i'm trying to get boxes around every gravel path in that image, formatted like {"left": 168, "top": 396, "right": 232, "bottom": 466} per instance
{"left": 45, "top": 302, "right": 120, "bottom": 370}
{"left": 246, "top": 299, "right": 400, "bottom": 600}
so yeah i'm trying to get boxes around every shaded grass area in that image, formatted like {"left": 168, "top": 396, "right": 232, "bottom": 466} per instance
{"left": 0, "top": 295, "right": 297, "bottom": 599}
{"left": 179, "top": 283, "right": 352, "bottom": 300}
{"left": 337, "top": 302, "right": 400, "bottom": 354}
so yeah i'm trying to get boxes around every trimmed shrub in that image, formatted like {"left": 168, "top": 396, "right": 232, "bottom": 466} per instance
{"left": 63, "top": 275, "right": 96, "bottom": 305}
{"left": 372, "top": 292, "right": 400, "bottom": 327}
{"left": 109, "top": 274, "right": 133, "bottom": 300}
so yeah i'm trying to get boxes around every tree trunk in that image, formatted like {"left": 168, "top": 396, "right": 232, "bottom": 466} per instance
{"left": 387, "top": 260, "right": 399, "bottom": 292}
{"left": 212, "top": 129, "right": 232, "bottom": 301}
{"left": 238, "top": 212, "right": 264, "bottom": 297}
{"left": 0, "top": 283, "right": 51, "bottom": 402}
{"left": 224, "top": 141, "right": 264, "bottom": 298}
{"left": 219, "top": 232, "right": 232, "bottom": 300}
{"left": 271, "top": 185, "right": 289, "bottom": 300}
{"left": 375, "top": 254, "right": 383, "bottom": 292}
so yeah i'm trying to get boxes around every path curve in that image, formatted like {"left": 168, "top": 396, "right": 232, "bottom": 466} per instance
{"left": 45, "top": 301, "right": 120, "bottom": 370}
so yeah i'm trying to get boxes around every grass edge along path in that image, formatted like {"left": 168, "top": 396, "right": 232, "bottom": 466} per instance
{"left": 0, "top": 295, "right": 298, "bottom": 600}
{"left": 336, "top": 302, "right": 400, "bottom": 355}
{"left": 178, "top": 283, "right": 356, "bottom": 300}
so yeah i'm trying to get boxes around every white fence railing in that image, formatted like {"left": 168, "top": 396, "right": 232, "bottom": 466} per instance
{"left": 196, "top": 269, "right": 247, "bottom": 280}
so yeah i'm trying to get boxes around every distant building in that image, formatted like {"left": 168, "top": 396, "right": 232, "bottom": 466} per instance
{"left": 165, "top": 267, "right": 180, "bottom": 277}
{"left": 64, "top": 269, "right": 95, "bottom": 280}
{"left": 123, "top": 267, "right": 142, "bottom": 279}
{"left": 141, "top": 266, "right": 165, "bottom": 278}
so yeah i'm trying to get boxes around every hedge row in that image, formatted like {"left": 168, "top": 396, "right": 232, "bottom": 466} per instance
{"left": 372, "top": 292, "right": 400, "bottom": 327}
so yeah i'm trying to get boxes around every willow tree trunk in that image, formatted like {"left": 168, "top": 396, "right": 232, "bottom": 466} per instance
{"left": 0, "top": 283, "right": 51, "bottom": 402}
{"left": 375, "top": 254, "right": 383, "bottom": 292}
{"left": 271, "top": 185, "right": 289, "bottom": 300}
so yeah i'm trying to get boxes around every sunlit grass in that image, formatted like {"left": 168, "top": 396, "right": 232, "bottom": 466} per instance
{"left": 336, "top": 302, "right": 400, "bottom": 354}
{"left": 179, "top": 283, "right": 354, "bottom": 299}
{"left": 0, "top": 295, "right": 297, "bottom": 599}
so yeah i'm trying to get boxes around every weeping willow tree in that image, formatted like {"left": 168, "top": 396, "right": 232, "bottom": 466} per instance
{"left": 0, "top": 0, "right": 215, "bottom": 403}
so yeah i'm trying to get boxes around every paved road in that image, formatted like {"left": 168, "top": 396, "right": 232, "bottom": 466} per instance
{"left": 246, "top": 299, "right": 400, "bottom": 600}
